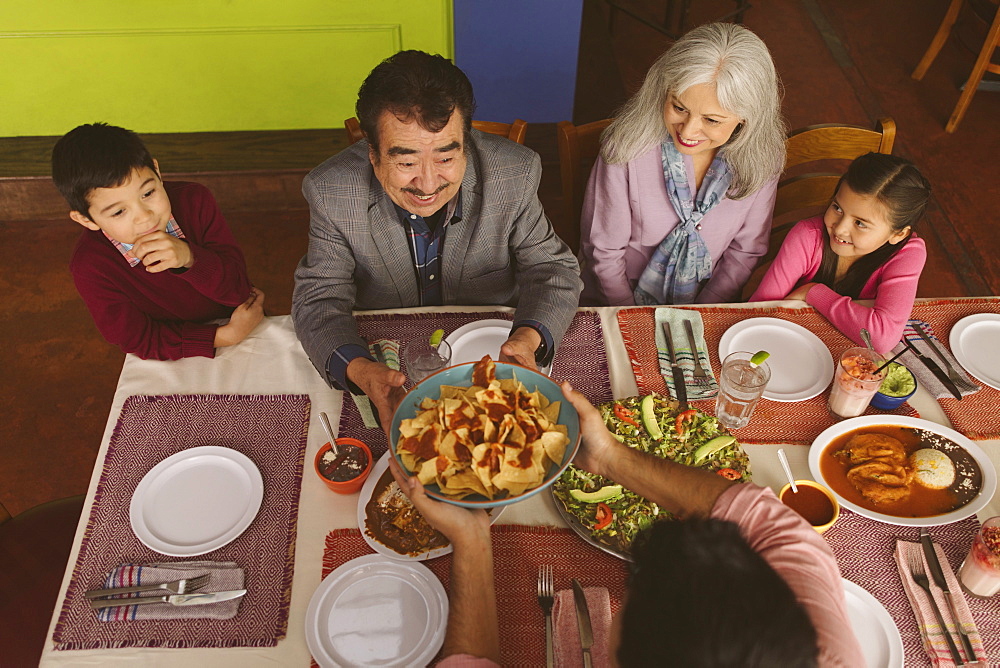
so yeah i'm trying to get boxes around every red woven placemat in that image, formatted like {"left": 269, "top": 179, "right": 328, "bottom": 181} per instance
{"left": 617, "top": 306, "right": 919, "bottom": 444}
{"left": 319, "top": 525, "right": 628, "bottom": 667}
{"left": 54, "top": 394, "right": 310, "bottom": 649}
{"left": 826, "top": 511, "right": 1000, "bottom": 666}
{"left": 339, "top": 310, "right": 613, "bottom": 459}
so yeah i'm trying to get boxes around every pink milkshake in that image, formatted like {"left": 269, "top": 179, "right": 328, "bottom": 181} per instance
{"left": 828, "top": 347, "right": 886, "bottom": 419}
{"left": 958, "top": 517, "right": 1000, "bottom": 598}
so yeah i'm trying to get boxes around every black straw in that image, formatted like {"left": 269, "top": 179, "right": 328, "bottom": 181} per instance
{"left": 874, "top": 347, "right": 908, "bottom": 375}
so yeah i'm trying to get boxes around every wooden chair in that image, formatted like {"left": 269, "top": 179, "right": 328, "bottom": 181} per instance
{"left": 741, "top": 117, "right": 897, "bottom": 298}
{"left": 912, "top": 0, "right": 1000, "bottom": 133}
{"left": 556, "top": 118, "right": 614, "bottom": 254}
{"left": 344, "top": 116, "right": 528, "bottom": 145}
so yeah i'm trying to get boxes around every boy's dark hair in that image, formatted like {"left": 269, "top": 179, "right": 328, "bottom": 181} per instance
{"left": 618, "top": 518, "right": 819, "bottom": 667}
{"left": 356, "top": 50, "right": 476, "bottom": 155}
{"left": 51, "top": 123, "right": 156, "bottom": 217}
{"left": 816, "top": 152, "right": 932, "bottom": 299}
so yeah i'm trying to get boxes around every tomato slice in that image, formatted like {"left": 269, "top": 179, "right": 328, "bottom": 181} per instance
{"left": 675, "top": 409, "right": 697, "bottom": 435}
{"left": 717, "top": 468, "right": 741, "bottom": 480}
{"left": 613, "top": 403, "right": 640, "bottom": 428}
{"left": 593, "top": 502, "right": 613, "bottom": 530}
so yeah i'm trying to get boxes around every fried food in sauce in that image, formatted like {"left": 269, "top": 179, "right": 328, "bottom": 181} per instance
{"left": 835, "top": 433, "right": 913, "bottom": 504}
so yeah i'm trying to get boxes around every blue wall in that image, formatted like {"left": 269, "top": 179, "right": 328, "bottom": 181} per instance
{"left": 454, "top": 0, "right": 583, "bottom": 123}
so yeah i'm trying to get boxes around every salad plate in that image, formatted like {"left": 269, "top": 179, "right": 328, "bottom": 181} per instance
{"left": 445, "top": 319, "right": 513, "bottom": 366}
{"left": 949, "top": 313, "right": 1000, "bottom": 390}
{"left": 718, "top": 317, "right": 833, "bottom": 402}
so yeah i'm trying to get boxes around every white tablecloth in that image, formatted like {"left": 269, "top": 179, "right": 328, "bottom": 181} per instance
{"left": 41, "top": 303, "right": 1000, "bottom": 666}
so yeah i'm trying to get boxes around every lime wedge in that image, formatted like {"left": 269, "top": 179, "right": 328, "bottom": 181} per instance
{"left": 429, "top": 329, "right": 445, "bottom": 347}
{"left": 749, "top": 350, "right": 770, "bottom": 367}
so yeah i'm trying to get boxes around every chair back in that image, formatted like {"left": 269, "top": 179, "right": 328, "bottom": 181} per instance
{"left": 743, "top": 117, "right": 896, "bottom": 299}
{"left": 556, "top": 118, "right": 614, "bottom": 254}
{"left": 344, "top": 117, "right": 527, "bottom": 145}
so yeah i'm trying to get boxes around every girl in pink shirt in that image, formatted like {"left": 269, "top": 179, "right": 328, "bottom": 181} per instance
{"left": 750, "top": 153, "right": 931, "bottom": 353}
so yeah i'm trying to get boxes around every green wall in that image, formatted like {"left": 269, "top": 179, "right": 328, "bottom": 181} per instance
{"left": 1, "top": 1, "right": 454, "bottom": 137}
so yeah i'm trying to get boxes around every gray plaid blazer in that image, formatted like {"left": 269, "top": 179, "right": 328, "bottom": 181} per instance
{"left": 292, "top": 129, "right": 582, "bottom": 384}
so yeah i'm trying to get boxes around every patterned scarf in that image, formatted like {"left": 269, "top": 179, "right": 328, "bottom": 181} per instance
{"left": 634, "top": 139, "right": 731, "bottom": 305}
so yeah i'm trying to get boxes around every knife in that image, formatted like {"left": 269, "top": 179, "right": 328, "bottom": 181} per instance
{"left": 571, "top": 578, "right": 594, "bottom": 668}
{"left": 89, "top": 589, "right": 247, "bottom": 610}
{"left": 902, "top": 337, "right": 962, "bottom": 400}
{"left": 912, "top": 323, "right": 965, "bottom": 387}
{"left": 662, "top": 323, "right": 688, "bottom": 409}
{"left": 920, "top": 529, "right": 977, "bottom": 662}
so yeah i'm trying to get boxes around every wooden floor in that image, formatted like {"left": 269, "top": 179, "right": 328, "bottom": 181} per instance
{"left": 2, "top": 0, "right": 999, "bottom": 516}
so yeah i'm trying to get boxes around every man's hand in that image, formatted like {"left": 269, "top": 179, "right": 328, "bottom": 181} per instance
{"left": 499, "top": 326, "right": 541, "bottom": 370}
{"left": 785, "top": 282, "right": 816, "bottom": 301}
{"left": 215, "top": 288, "right": 265, "bottom": 348}
{"left": 131, "top": 231, "right": 194, "bottom": 273}
{"left": 388, "top": 463, "right": 491, "bottom": 548}
{"left": 560, "top": 381, "right": 621, "bottom": 478}
{"left": 347, "top": 357, "right": 407, "bottom": 428}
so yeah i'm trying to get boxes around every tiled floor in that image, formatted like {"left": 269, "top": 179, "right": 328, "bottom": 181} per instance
{"left": 2, "top": 0, "right": 999, "bottom": 516}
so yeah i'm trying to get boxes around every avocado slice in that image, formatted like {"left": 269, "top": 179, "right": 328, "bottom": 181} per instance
{"left": 569, "top": 484, "right": 624, "bottom": 503}
{"left": 692, "top": 435, "right": 737, "bottom": 465}
{"left": 640, "top": 395, "right": 664, "bottom": 441}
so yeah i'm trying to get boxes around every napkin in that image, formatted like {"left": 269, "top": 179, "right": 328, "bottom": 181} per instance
{"left": 553, "top": 585, "right": 613, "bottom": 668}
{"left": 351, "top": 339, "right": 402, "bottom": 428}
{"left": 654, "top": 308, "right": 718, "bottom": 400}
{"left": 94, "top": 561, "right": 244, "bottom": 622}
{"left": 894, "top": 540, "right": 986, "bottom": 666}
{"left": 890, "top": 320, "right": 980, "bottom": 400}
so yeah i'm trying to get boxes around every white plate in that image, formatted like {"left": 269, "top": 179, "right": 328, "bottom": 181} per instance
{"left": 808, "top": 415, "right": 997, "bottom": 526}
{"left": 129, "top": 446, "right": 263, "bottom": 556}
{"left": 718, "top": 317, "right": 834, "bottom": 401}
{"left": 445, "top": 319, "right": 513, "bottom": 366}
{"left": 841, "top": 579, "right": 904, "bottom": 668}
{"left": 305, "top": 554, "right": 447, "bottom": 667}
{"left": 357, "top": 452, "right": 504, "bottom": 561}
{"left": 950, "top": 313, "right": 1000, "bottom": 390}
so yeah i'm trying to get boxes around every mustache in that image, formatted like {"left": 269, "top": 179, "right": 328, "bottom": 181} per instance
{"left": 401, "top": 183, "right": 452, "bottom": 198}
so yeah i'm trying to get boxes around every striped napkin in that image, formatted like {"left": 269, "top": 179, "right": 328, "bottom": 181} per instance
{"left": 94, "top": 561, "right": 244, "bottom": 622}
{"left": 553, "top": 586, "right": 612, "bottom": 668}
{"left": 351, "top": 339, "right": 402, "bottom": 428}
{"left": 894, "top": 540, "right": 986, "bottom": 666}
{"left": 891, "top": 320, "right": 980, "bottom": 400}
{"left": 654, "top": 308, "right": 718, "bottom": 400}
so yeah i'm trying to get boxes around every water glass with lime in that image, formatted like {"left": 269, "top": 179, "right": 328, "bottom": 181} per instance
{"left": 715, "top": 351, "right": 771, "bottom": 429}
{"left": 403, "top": 331, "right": 453, "bottom": 385}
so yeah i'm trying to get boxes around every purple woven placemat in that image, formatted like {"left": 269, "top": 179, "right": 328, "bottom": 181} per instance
{"left": 338, "top": 311, "right": 613, "bottom": 459}
{"left": 54, "top": 394, "right": 310, "bottom": 650}
{"left": 826, "top": 511, "right": 1000, "bottom": 666}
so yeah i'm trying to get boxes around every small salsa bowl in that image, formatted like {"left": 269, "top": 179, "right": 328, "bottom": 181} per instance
{"left": 314, "top": 437, "right": 373, "bottom": 494}
{"left": 778, "top": 479, "right": 840, "bottom": 534}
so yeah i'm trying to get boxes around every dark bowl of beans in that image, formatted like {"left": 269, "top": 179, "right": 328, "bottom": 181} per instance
{"left": 315, "top": 437, "right": 373, "bottom": 494}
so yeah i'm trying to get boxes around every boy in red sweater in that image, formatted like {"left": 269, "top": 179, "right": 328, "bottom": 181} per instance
{"left": 52, "top": 122, "right": 263, "bottom": 360}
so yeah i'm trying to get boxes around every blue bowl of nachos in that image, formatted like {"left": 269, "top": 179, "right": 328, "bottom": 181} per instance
{"left": 389, "top": 357, "right": 581, "bottom": 508}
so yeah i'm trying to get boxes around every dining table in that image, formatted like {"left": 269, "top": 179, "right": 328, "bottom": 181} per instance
{"left": 40, "top": 298, "right": 1000, "bottom": 667}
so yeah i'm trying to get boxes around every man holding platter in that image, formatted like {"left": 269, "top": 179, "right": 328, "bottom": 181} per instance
{"left": 293, "top": 50, "right": 581, "bottom": 425}
{"left": 393, "top": 384, "right": 866, "bottom": 667}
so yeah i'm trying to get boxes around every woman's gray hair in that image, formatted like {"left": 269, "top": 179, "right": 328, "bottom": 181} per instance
{"left": 601, "top": 22, "right": 786, "bottom": 199}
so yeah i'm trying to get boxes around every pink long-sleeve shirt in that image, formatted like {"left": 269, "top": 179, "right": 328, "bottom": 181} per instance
{"left": 579, "top": 145, "right": 778, "bottom": 306}
{"left": 749, "top": 216, "right": 926, "bottom": 352}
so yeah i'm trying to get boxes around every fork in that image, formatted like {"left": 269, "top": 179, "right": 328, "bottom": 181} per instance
{"left": 537, "top": 565, "right": 554, "bottom": 668}
{"left": 907, "top": 550, "right": 965, "bottom": 665}
{"left": 684, "top": 320, "right": 709, "bottom": 378}
{"left": 85, "top": 573, "right": 211, "bottom": 599}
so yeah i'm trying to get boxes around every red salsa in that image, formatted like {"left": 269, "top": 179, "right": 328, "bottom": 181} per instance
{"left": 780, "top": 485, "right": 835, "bottom": 526}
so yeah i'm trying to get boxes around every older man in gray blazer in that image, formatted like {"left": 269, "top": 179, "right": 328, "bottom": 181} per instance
{"left": 292, "top": 50, "right": 581, "bottom": 424}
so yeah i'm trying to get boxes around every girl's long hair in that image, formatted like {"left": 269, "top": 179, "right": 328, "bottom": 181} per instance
{"left": 814, "top": 152, "right": 931, "bottom": 298}
{"left": 600, "top": 22, "right": 786, "bottom": 199}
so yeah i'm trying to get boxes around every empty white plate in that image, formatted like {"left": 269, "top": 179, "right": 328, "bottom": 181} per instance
{"left": 842, "top": 579, "right": 904, "bottom": 668}
{"left": 718, "top": 317, "right": 834, "bottom": 401}
{"left": 305, "top": 554, "right": 447, "bottom": 667}
{"left": 129, "top": 446, "right": 263, "bottom": 556}
{"left": 949, "top": 313, "right": 1000, "bottom": 390}
{"left": 445, "top": 319, "right": 512, "bottom": 365}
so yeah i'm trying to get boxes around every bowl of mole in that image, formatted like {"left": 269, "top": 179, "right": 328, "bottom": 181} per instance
{"left": 869, "top": 362, "right": 917, "bottom": 410}
{"left": 315, "top": 437, "right": 373, "bottom": 494}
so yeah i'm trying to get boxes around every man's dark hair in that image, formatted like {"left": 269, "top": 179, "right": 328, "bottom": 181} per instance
{"left": 619, "top": 518, "right": 819, "bottom": 667}
{"left": 51, "top": 122, "right": 156, "bottom": 217}
{"left": 356, "top": 50, "right": 475, "bottom": 154}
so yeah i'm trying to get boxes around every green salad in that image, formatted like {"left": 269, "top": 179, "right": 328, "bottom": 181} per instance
{"left": 552, "top": 394, "right": 751, "bottom": 556}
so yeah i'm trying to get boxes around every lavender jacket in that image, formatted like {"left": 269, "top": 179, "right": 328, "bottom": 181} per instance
{"left": 580, "top": 145, "right": 778, "bottom": 305}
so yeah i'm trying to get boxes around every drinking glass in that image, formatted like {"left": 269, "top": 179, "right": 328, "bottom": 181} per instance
{"left": 715, "top": 351, "right": 771, "bottom": 430}
{"left": 828, "top": 347, "right": 886, "bottom": 419}
{"left": 403, "top": 338, "right": 452, "bottom": 385}
{"left": 958, "top": 516, "right": 1000, "bottom": 598}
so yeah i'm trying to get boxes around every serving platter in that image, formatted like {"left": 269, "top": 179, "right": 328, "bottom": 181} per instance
{"left": 808, "top": 415, "right": 997, "bottom": 526}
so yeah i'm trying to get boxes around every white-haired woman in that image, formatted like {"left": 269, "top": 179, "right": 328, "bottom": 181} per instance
{"left": 580, "top": 22, "right": 786, "bottom": 305}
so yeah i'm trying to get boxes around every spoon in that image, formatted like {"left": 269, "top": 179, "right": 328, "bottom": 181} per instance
{"left": 860, "top": 328, "right": 875, "bottom": 351}
{"left": 318, "top": 411, "right": 339, "bottom": 457}
{"left": 777, "top": 448, "right": 797, "bottom": 493}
